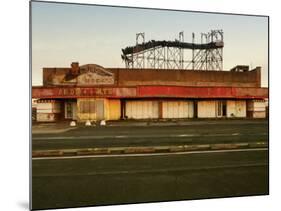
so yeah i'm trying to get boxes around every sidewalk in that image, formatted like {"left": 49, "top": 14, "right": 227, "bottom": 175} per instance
{"left": 32, "top": 122, "right": 76, "bottom": 134}
{"left": 32, "top": 119, "right": 268, "bottom": 134}
{"left": 107, "top": 118, "right": 267, "bottom": 127}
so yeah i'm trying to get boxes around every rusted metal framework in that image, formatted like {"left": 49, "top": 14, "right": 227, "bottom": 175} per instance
{"left": 121, "top": 30, "right": 224, "bottom": 71}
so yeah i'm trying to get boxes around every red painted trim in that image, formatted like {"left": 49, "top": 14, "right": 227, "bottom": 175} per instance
{"left": 137, "top": 86, "right": 268, "bottom": 99}
{"left": 32, "top": 86, "right": 268, "bottom": 99}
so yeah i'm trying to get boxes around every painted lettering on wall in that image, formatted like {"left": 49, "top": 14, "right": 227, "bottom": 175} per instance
{"left": 79, "top": 72, "right": 114, "bottom": 85}
{"left": 77, "top": 65, "right": 115, "bottom": 85}
{"left": 57, "top": 88, "right": 114, "bottom": 96}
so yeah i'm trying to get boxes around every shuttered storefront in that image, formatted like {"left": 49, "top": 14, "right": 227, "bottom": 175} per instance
{"left": 77, "top": 98, "right": 104, "bottom": 121}
{"left": 105, "top": 99, "right": 121, "bottom": 120}
{"left": 227, "top": 100, "right": 246, "bottom": 117}
{"left": 125, "top": 100, "right": 158, "bottom": 119}
{"left": 36, "top": 100, "right": 62, "bottom": 122}
{"left": 198, "top": 101, "right": 216, "bottom": 118}
{"left": 162, "top": 101, "right": 194, "bottom": 118}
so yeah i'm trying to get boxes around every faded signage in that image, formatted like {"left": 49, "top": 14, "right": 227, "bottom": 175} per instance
{"left": 78, "top": 64, "right": 114, "bottom": 85}
{"left": 78, "top": 72, "right": 114, "bottom": 85}
{"left": 32, "top": 86, "right": 268, "bottom": 99}
{"left": 32, "top": 87, "right": 137, "bottom": 98}
{"left": 58, "top": 88, "right": 114, "bottom": 96}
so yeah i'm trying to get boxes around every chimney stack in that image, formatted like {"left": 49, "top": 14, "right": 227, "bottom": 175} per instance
{"left": 71, "top": 62, "right": 79, "bottom": 75}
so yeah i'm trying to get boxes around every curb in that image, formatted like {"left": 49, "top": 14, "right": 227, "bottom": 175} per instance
{"left": 32, "top": 142, "right": 268, "bottom": 158}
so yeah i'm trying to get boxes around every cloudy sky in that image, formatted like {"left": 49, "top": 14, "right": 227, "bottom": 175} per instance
{"left": 31, "top": 1, "right": 268, "bottom": 87}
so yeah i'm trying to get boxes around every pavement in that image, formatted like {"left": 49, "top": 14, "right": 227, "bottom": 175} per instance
{"left": 32, "top": 119, "right": 268, "bottom": 134}
{"left": 32, "top": 119, "right": 268, "bottom": 156}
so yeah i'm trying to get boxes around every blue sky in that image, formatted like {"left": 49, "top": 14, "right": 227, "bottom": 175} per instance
{"left": 31, "top": 1, "right": 268, "bottom": 87}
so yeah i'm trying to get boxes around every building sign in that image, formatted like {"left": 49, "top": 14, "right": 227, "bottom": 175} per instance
{"left": 78, "top": 72, "right": 114, "bottom": 85}
{"left": 32, "top": 87, "right": 137, "bottom": 98}
{"left": 32, "top": 86, "right": 267, "bottom": 99}
{"left": 58, "top": 88, "right": 114, "bottom": 96}
{"left": 77, "top": 64, "right": 114, "bottom": 85}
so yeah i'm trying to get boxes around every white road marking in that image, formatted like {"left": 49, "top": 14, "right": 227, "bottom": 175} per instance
{"left": 115, "top": 135, "right": 128, "bottom": 138}
{"left": 32, "top": 148, "right": 268, "bottom": 161}
{"left": 32, "top": 133, "right": 267, "bottom": 140}
{"left": 177, "top": 134, "right": 194, "bottom": 137}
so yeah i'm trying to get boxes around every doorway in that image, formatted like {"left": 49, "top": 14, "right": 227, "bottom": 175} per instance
{"left": 64, "top": 100, "right": 77, "bottom": 120}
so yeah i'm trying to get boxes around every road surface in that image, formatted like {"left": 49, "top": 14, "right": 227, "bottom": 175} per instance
{"left": 32, "top": 149, "right": 268, "bottom": 210}
{"left": 32, "top": 120, "right": 268, "bottom": 150}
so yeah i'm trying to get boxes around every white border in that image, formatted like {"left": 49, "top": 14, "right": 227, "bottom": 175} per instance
{"left": 1, "top": 0, "right": 279, "bottom": 211}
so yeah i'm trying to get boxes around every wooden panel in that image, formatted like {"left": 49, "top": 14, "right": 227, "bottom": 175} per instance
{"left": 227, "top": 100, "right": 246, "bottom": 118}
{"left": 188, "top": 101, "right": 194, "bottom": 118}
{"left": 235, "top": 101, "right": 246, "bottom": 117}
{"left": 106, "top": 99, "right": 121, "bottom": 120}
{"left": 96, "top": 99, "right": 104, "bottom": 120}
{"left": 253, "top": 111, "right": 266, "bottom": 118}
{"left": 227, "top": 101, "right": 236, "bottom": 117}
{"left": 162, "top": 101, "right": 193, "bottom": 118}
{"left": 77, "top": 98, "right": 96, "bottom": 121}
{"left": 37, "top": 102, "right": 62, "bottom": 114}
{"left": 125, "top": 101, "right": 158, "bottom": 119}
{"left": 37, "top": 103, "right": 53, "bottom": 113}
{"left": 198, "top": 101, "right": 216, "bottom": 118}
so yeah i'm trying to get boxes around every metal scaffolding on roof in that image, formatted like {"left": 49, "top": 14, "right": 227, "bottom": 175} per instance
{"left": 121, "top": 29, "right": 224, "bottom": 71}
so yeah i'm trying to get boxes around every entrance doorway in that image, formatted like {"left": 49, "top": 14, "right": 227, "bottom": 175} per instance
{"left": 64, "top": 100, "right": 77, "bottom": 120}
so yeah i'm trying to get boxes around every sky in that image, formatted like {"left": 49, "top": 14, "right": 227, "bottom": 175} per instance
{"left": 31, "top": 1, "right": 268, "bottom": 87}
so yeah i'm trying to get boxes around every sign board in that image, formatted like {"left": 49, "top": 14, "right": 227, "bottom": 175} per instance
{"left": 77, "top": 64, "right": 114, "bottom": 85}
{"left": 32, "top": 86, "right": 268, "bottom": 99}
{"left": 32, "top": 87, "right": 137, "bottom": 98}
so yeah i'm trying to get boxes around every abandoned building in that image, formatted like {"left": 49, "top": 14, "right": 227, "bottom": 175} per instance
{"left": 32, "top": 62, "right": 268, "bottom": 122}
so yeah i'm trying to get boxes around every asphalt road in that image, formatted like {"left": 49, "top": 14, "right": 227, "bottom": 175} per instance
{"left": 32, "top": 120, "right": 268, "bottom": 150}
{"left": 32, "top": 149, "right": 269, "bottom": 210}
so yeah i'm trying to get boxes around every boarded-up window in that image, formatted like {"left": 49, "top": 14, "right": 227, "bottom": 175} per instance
{"left": 79, "top": 101, "right": 96, "bottom": 113}
{"left": 125, "top": 100, "right": 158, "bottom": 119}
{"left": 162, "top": 101, "right": 193, "bottom": 118}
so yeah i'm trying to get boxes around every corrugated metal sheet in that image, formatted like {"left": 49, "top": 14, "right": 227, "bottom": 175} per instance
{"left": 253, "top": 111, "right": 266, "bottom": 118}
{"left": 77, "top": 98, "right": 105, "bottom": 121}
{"left": 162, "top": 101, "right": 193, "bottom": 118}
{"left": 37, "top": 102, "right": 61, "bottom": 113}
{"left": 198, "top": 101, "right": 216, "bottom": 118}
{"left": 96, "top": 99, "right": 104, "bottom": 120}
{"left": 77, "top": 98, "right": 97, "bottom": 121}
{"left": 227, "top": 100, "right": 246, "bottom": 117}
{"left": 247, "top": 100, "right": 266, "bottom": 112}
{"left": 105, "top": 99, "right": 121, "bottom": 120}
{"left": 125, "top": 101, "right": 158, "bottom": 119}
{"left": 226, "top": 101, "right": 236, "bottom": 117}
{"left": 36, "top": 103, "right": 53, "bottom": 113}
{"left": 235, "top": 101, "right": 246, "bottom": 117}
